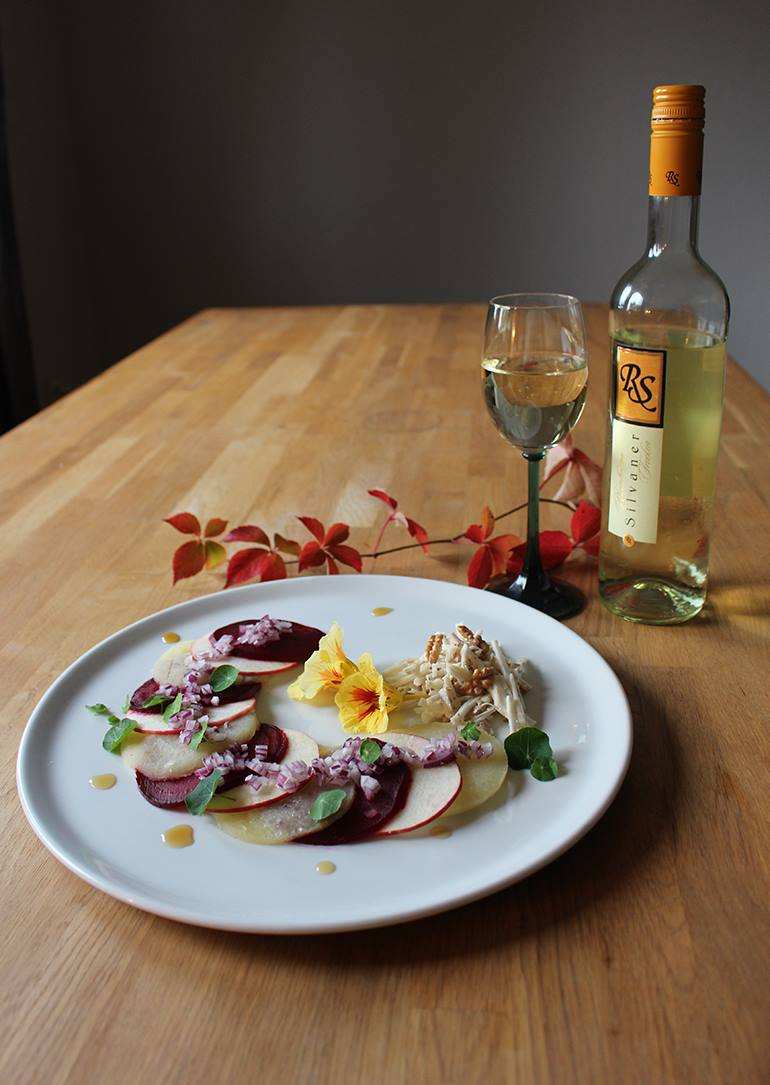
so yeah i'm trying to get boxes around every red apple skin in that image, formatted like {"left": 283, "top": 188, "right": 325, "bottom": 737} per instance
{"left": 374, "top": 772, "right": 462, "bottom": 836}
{"left": 130, "top": 698, "right": 256, "bottom": 736}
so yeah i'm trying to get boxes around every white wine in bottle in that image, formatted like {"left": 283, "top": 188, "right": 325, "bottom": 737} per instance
{"left": 599, "top": 85, "right": 730, "bottom": 624}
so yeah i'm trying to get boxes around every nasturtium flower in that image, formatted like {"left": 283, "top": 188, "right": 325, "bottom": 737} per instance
{"left": 287, "top": 621, "right": 356, "bottom": 701}
{"left": 334, "top": 653, "right": 402, "bottom": 734}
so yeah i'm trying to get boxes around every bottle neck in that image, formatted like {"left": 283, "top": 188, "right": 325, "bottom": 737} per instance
{"left": 645, "top": 195, "right": 700, "bottom": 258}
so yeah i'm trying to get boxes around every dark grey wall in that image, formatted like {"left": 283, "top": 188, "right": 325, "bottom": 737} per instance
{"left": 3, "top": 0, "right": 769, "bottom": 406}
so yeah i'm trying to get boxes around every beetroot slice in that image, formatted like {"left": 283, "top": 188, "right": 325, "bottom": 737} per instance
{"left": 130, "top": 678, "right": 162, "bottom": 712}
{"left": 300, "top": 763, "right": 411, "bottom": 845}
{"left": 210, "top": 620, "right": 323, "bottom": 663}
{"left": 134, "top": 723, "right": 289, "bottom": 809}
{"left": 129, "top": 678, "right": 262, "bottom": 715}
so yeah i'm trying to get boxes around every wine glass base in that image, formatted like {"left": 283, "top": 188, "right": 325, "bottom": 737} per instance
{"left": 485, "top": 574, "right": 586, "bottom": 621}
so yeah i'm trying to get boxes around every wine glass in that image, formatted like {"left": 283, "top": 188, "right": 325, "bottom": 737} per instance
{"left": 481, "top": 293, "right": 588, "bottom": 619}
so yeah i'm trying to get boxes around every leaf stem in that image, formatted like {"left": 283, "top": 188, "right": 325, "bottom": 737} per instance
{"left": 278, "top": 498, "right": 574, "bottom": 565}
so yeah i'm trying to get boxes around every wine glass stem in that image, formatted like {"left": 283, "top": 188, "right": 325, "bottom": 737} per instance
{"left": 522, "top": 451, "right": 547, "bottom": 590}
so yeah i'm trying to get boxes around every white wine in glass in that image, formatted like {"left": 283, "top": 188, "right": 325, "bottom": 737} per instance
{"left": 481, "top": 294, "right": 588, "bottom": 620}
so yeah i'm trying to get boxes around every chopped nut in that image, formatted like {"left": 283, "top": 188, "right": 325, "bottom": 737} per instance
{"left": 455, "top": 624, "right": 490, "bottom": 657}
{"left": 425, "top": 633, "right": 445, "bottom": 664}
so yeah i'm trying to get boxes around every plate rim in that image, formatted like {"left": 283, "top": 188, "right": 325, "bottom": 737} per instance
{"left": 16, "top": 574, "right": 633, "bottom": 934}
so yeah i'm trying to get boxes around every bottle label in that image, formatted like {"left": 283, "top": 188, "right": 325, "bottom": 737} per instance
{"left": 649, "top": 129, "right": 703, "bottom": 197}
{"left": 608, "top": 343, "right": 667, "bottom": 545}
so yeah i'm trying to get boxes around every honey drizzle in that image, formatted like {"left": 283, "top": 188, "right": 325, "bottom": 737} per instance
{"left": 161, "top": 631, "right": 181, "bottom": 643}
{"left": 89, "top": 773, "right": 116, "bottom": 790}
{"left": 371, "top": 607, "right": 393, "bottom": 616}
{"left": 162, "top": 824, "right": 194, "bottom": 848}
{"left": 315, "top": 861, "right": 336, "bottom": 875}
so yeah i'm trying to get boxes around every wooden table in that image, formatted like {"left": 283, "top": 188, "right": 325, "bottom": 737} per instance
{"left": 1, "top": 304, "right": 767, "bottom": 1084}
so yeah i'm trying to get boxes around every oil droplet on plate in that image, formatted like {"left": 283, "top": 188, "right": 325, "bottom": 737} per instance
{"left": 89, "top": 773, "right": 116, "bottom": 790}
{"left": 162, "top": 825, "right": 194, "bottom": 848}
{"left": 371, "top": 606, "right": 393, "bottom": 617}
{"left": 429, "top": 826, "right": 453, "bottom": 838}
{"left": 161, "top": 631, "right": 181, "bottom": 643}
{"left": 315, "top": 861, "right": 336, "bottom": 875}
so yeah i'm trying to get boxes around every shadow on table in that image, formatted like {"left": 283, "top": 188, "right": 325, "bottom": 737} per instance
{"left": 177, "top": 661, "right": 682, "bottom": 964}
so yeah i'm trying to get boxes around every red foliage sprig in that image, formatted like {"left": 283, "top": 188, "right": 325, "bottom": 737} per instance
{"left": 162, "top": 441, "right": 603, "bottom": 591}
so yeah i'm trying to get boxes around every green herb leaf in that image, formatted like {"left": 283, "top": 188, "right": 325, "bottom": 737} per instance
{"left": 309, "top": 788, "right": 347, "bottom": 822}
{"left": 121, "top": 694, "right": 131, "bottom": 714}
{"left": 162, "top": 692, "right": 184, "bottom": 723}
{"left": 504, "top": 726, "right": 552, "bottom": 771}
{"left": 141, "top": 692, "right": 172, "bottom": 708}
{"left": 102, "top": 717, "right": 138, "bottom": 753}
{"left": 359, "top": 738, "right": 381, "bottom": 764}
{"left": 460, "top": 721, "right": 481, "bottom": 742}
{"left": 210, "top": 664, "right": 239, "bottom": 693}
{"left": 188, "top": 720, "right": 209, "bottom": 751}
{"left": 87, "top": 703, "right": 119, "bottom": 721}
{"left": 185, "top": 770, "right": 223, "bottom": 815}
{"left": 530, "top": 756, "right": 559, "bottom": 782}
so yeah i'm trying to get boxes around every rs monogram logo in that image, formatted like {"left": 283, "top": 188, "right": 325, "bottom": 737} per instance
{"left": 619, "top": 363, "right": 656, "bottom": 411}
{"left": 614, "top": 345, "right": 666, "bottom": 427}
{"left": 665, "top": 169, "right": 680, "bottom": 186}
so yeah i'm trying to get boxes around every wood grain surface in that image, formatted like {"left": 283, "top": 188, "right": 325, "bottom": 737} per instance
{"left": 1, "top": 304, "right": 767, "bottom": 1084}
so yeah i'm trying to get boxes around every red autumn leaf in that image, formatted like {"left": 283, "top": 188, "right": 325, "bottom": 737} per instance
{"left": 327, "top": 543, "right": 363, "bottom": 572}
{"left": 487, "top": 534, "right": 522, "bottom": 574}
{"left": 467, "top": 545, "right": 494, "bottom": 588}
{"left": 204, "top": 518, "right": 227, "bottom": 538}
{"left": 255, "top": 551, "right": 288, "bottom": 582}
{"left": 224, "top": 546, "right": 286, "bottom": 587}
{"left": 165, "top": 512, "right": 201, "bottom": 536}
{"left": 325, "top": 555, "right": 340, "bottom": 575}
{"left": 539, "top": 531, "right": 574, "bottom": 569}
{"left": 297, "top": 515, "right": 325, "bottom": 543}
{"left": 225, "top": 525, "right": 270, "bottom": 546}
{"left": 368, "top": 488, "right": 398, "bottom": 510}
{"left": 298, "top": 540, "right": 326, "bottom": 572}
{"left": 463, "top": 505, "right": 495, "bottom": 544}
{"left": 405, "top": 516, "right": 430, "bottom": 553}
{"left": 204, "top": 540, "right": 227, "bottom": 569}
{"left": 172, "top": 539, "right": 206, "bottom": 583}
{"left": 507, "top": 531, "right": 574, "bottom": 578}
{"left": 570, "top": 501, "right": 601, "bottom": 545}
{"left": 274, "top": 533, "right": 300, "bottom": 556}
{"left": 323, "top": 522, "right": 350, "bottom": 547}
{"left": 581, "top": 533, "right": 600, "bottom": 557}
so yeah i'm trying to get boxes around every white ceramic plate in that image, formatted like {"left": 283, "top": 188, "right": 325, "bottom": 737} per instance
{"left": 17, "top": 575, "right": 631, "bottom": 933}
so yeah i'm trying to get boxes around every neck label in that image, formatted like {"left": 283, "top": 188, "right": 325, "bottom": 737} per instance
{"left": 608, "top": 342, "right": 667, "bottom": 545}
{"left": 649, "top": 128, "right": 703, "bottom": 197}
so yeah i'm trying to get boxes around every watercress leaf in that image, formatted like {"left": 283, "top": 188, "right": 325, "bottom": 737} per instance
{"left": 210, "top": 664, "right": 239, "bottom": 693}
{"left": 460, "top": 721, "right": 481, "bottom": 742}
{"left": 530, "top": 756, "right": 559, "bottom": 782}
{"left": 188, "top": 721, "right": 209, "bottom": 751}
{"left": 102, "top": 717, "right": 138, "bottom": 753}
{"left": 504, "top": 727, "right": 552, "bottom": 770}
{"left": 309, "top": 788, "right": 347, "bottom": 822}
{"left": 162, "top": 692, "right": 184, "bottom": 723}
{"left": 185, "top": 770, "right": 223, "bottom": 815}
{"left": 87, "top": 703, "right": 116, "bottom": 718}
{"left": 359, "top": 738, "right": 381, "bottom": 764}
{"left": 142, "top": 692, "right": 171, "bottom": 708}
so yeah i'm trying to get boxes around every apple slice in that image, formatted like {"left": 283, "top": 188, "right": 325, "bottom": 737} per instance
{"left": 440, "top": 731, "right": 508, "bottom": 817}
{"left": 212, "top": 780, "right": 354, "bottom": 845}
{"left": 190, "top": 636, "right": 299, "bottom": 677}
{"left": 152, "top": 640, "right": 194, "bottom": 687}
{"left": 371, "top": 732, "right": 462, "bottom": 836}
{"left": 126, "top": 698, "right": 257, "bottom": 735}
{"left": 121, "top": 710, "right": 258, "bottom": 779}
{"left": 208, "top": 729, "right": 320, "bottom": 812}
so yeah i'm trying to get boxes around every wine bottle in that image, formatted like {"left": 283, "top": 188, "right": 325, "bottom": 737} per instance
{"left": 598, "top": 85, "right": 730, "bottom": 624}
